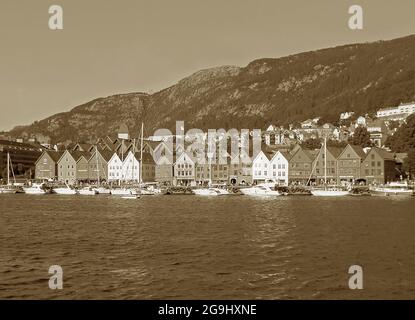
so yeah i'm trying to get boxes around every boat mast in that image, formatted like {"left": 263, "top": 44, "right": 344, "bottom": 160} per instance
{"left": 7, "top": 152, "right": 10, "bottom": 185}
{"left": 132, "top": 138, "right": 136, "bottom": 182}
{"left": 324, "top": 137, "right": 327, "bottom": 188}
{"left": 95, "top": 145, "right": 100, "bottom": 187}
{"left": 140, "top": 122, "right": 144, "bottom": 184}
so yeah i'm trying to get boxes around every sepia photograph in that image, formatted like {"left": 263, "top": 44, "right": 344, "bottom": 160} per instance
{"left": 1, "top": 0, "right": 415, "bottom": 313}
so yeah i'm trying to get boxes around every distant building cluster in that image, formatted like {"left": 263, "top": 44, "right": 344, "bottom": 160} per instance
{"left": 1, "top": 101, "right": 414, "bottom": 185}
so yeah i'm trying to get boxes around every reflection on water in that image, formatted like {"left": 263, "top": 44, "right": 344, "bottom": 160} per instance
{"left": 1, "top": 194, "right": 415, "bottom": 299}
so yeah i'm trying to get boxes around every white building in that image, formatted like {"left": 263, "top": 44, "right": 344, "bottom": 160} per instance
{"left": 108, "top": 153, "right": 123, "bottom": 181}
{"left": 376, "top": 102, "right": 415, "bottom": 118}
{"left": 122, "top": 151, "right": 140, "bottom": 181}
{"left": 269, "top": 151, "right": 290, "bottom": 186}
{"left": 340, "top": 112, "right": 355, "bottom": 120}
{"left": 174, "top": 151, "right": 196, "bottom": 185}
{"left": 108, "top": 151, "right": 140, "bottom": 182}
{"left": 252, "top": 151, "right": 271, "bottom": 183}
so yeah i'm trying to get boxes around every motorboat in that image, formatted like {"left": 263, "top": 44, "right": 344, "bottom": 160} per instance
{"left": 93, "top": 187, "right": 111, "bottom": 194}
{"left": 52, "top": 184, "right": 78, "bottom": 195}
{"left": 111, "top": 188, "right": 139, "bottom": 196}
{"left": 311, "top": 188, "right": 349, "bottom": 196}
{"left": 370, "top": 182, "right": 413, "bottom": 196}
{"left": 121, "top": 195, "right": 140, "bottom": 199}
{"left": 78, "top": 187, "right": 98, "bottom": 195}
{"left": 23, "top": 183, "right": 47, "bottom": 195}
{"left": 193, "top": 188, "right": 222, "bottom": 196}
{"left": 240, "top": 184, "right": 280, "bottom": 196}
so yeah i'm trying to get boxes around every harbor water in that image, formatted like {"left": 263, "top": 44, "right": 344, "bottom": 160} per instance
{"left": 1, "top": 194, "right": 415, "bottom": 299}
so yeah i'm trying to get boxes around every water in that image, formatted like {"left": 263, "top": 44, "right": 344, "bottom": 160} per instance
{"left": 1, "top": 194, "right": 415, "bottom": 299}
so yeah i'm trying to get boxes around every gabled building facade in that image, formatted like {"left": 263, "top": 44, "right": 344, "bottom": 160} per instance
{"left": 361, "top": 148, "right": 396, "bottom": 184}
{"left": 269, "top": 151, "right": 290, "bottom": 185}
{"left": 252, "top": 151, "right": 271, "bottom": 183}
{"left": 174, "top": 151, "right": 195, "bottom": 186}
{"left": 288, "top": 146, "right": 314, "bottom": 184}
{"left": 35, "top": 150, "right": 63, "bottom": 181}
{"left": 337, "top": 144, "right": 366, "bottom": 183}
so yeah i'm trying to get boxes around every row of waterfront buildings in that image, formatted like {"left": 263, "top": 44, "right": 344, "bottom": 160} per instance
{"left": 31, "top": 134, "right": 407, "bottom": 186}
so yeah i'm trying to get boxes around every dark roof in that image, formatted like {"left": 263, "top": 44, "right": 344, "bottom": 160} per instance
{"left": 327, "top": 146, "right": 343, "bottom": 159}
{"left": 71, "top": 151, "right": 91, "bottom": 162}
{"left": 46, "top": 150, "right": 64, "bottom": 162}
{"left": 372, "top": 148, "right": 395, "bottom": 160}
{"left": 349, "top": 145, "right": 367, "bottom": 159}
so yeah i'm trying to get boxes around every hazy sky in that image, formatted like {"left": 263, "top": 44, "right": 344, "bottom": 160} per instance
{"left": 1, "top": 0, "right": 414, "bottom": 131}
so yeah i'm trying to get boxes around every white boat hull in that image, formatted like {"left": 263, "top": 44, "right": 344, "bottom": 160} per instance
{"left": 0, "top": 188, "right": 18, "bottom": 194}
{"left": 193, "top": 188, "right": 220, "bottom": 196}
{"left": 94, "top": 187, "right": 111, "bottom": 194}
{"left": 371, "top": 188, "right": 413, "bottom": 195}
{"left": 79, "top": 189, "right": 98, "bottom": 195}
{"left": 111, "top": 189, "right": 138, "bottom": 196}
{"left": 121, "top": 195, "right": 140, "bottom": 199}
{"left": 240, "top": 187, "right": 280, "bottom": 196}
{"left": 53, "top": 188, "right": 78, "bottom": 195}
{"left": 23, "top": 188, "right": 46, "bottom": 195}
{"left": 311, "top": 190, "right": 349, "bottom": 196}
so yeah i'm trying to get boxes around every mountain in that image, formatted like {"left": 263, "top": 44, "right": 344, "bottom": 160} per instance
{"left": 7, "top": 34, "right": 415, "bottom": 144}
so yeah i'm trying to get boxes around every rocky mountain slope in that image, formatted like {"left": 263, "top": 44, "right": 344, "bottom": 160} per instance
{"left": 7, "top": 34, "right": 415, "bottom": 143}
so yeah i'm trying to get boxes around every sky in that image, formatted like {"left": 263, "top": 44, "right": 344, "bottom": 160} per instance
{"left": 0, "top": 0, "right": 414, "bottom": 131}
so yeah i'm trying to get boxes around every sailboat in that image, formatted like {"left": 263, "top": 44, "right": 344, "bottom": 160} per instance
{"left": 192, "top": 144, "right": 229, "bottom": 196}
{"left": 91, "top": 145, "right": 110, "bottom": 194}
{"left": 111, "top": 130, "right": 140, "bottom": 198}
{"left": 0, "top": 153, "right": 22, "bottom": 194}
{"left": 310, "top": 138, "right": 349, "bottom": 196}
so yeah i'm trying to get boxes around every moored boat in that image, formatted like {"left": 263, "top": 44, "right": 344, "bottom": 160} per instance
{"left": 78, "top": 187, "right": 98, "bottom": 195}
{"left": 240, "top": 184, "right": 280, "bottom": 196}
{"left": 23, "top": 183, "right": 47, "bottom": 195}
{"left": 370, "top": 182, "right": 413, "bottom": 196}
{"left": 52, "top": 184, "right": 78, "bottom": 195}
{"left": 311, "top": 188, "right": 349, "bottom": 196}
{"left": 111, "top": 188, "right": 139, "bottom": 196}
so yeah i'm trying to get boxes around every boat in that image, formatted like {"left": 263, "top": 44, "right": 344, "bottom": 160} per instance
{"left": 311, "top": 188, "right": 350, "bottom": 196}
{"left": 91, "top": 146, "right": 111, "bottom": 194}
{"left": 93, "top": 187, "right": 111, "bottom": 194}
{"left": 52, "top": 184, "right": 78, "bottom": 195}
{"left": 23, "top": 183, "right": 47, "bottom": 194}
{"left": 111, "top": 188, "right": 139, "bottom": 196}
{"left": 121, "top": 195, "right": 140, "bottom": 199}
{"left": 240, "top": 183, "right": 280, "bottom": 196}
{"left": 0, "top": 153, "right": 23, "bottom": 194}
{"left": 140, "top": 188, "right": 156, "bottom": 195}
{"left": 370, "top": 181, "right": 414, "bottom": 196}
{"left": 78, "top": 186, "right": 98, "bottom": 195}
{"left": 309, "top": 137, "right": 349, "bottom": 197}
{"left": 0, "top": 185, "right": 22, "bottom": 194}
{"left": 193, "top": 188, "right": 222, "bottom": 196}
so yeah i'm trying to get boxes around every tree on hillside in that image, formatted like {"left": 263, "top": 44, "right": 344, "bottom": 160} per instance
{"left": 301, "top": 138, "right": 322, "bottom": 150}
{"left": 385, "top": 114, "right": 415, "bottom": 152}
{"left": 403, "top": 148, "right": 415, "bottom": 180}
{"left": 348, "top": 126, "right": 372, "bottom": 148}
